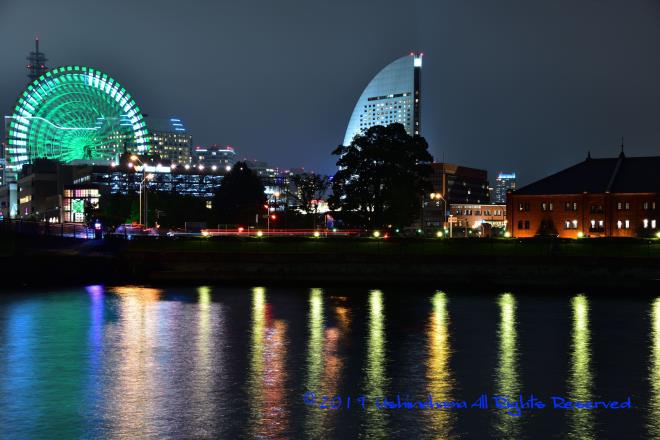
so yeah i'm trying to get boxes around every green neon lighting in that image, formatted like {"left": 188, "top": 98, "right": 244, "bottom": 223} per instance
{"left": 72, "top": 199, "right": 84, "bottom": 214}
{"left": 7, "top": 66, "right": 150, "bottom": 171}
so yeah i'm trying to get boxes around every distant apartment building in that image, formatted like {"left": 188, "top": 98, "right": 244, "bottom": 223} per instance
{"left": 16, "top": 159, "right": 72, "bottom": 221}
{"left": 148, "top": 117, "right": 193, "bottom": 165}
{"left": 493, "top": 172, "right": 516, "bottom": 204}
{"left": 449, "top": 203, "right": 506, "bottom": 235}
{"left": 193, "top": 145, "right": 237, "bottom": 171}
{"left": 0, "top": 182, "right": 18, "bottom": 220}
{"left": 421, "top": 162, "right": 490, "bottom": 228}
{"left": 507, "top": 151, "right": 660, "bottom": 238}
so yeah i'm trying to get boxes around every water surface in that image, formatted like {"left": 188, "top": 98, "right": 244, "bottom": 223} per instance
{"left": 0, "top": 285, "right": 654, "bottom": 439}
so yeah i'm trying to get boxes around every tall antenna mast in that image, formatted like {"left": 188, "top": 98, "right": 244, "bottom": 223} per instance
{"left": 26, "top": 36, "right": 48, "bottom": 83}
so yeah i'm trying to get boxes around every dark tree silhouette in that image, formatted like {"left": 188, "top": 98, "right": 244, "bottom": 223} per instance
{"left": 212, "top": 161, "right": 267, "bottom": 226}
{"left": 290, "top": 172, "right": 330, "bottom": 227}
{"left": 329, "top": 123, "right": 433, "bottom": 228}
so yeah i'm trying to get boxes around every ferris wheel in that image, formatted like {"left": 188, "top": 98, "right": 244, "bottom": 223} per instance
{"left": 6, "top": 65, "right": 150, "bottom": 174}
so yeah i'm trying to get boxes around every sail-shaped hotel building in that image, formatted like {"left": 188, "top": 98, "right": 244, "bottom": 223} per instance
{"left": 343, "top": 52, "right": 422, "bottom": 146}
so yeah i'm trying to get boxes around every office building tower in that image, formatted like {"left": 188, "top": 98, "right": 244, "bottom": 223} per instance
{"left": 343, "top": 53, "right": 422, "bottom": 146}
{"left": 493, "top": 172, "right": 516, "bottom": 204}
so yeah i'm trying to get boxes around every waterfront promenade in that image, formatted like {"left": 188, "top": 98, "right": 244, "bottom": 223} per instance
{"left": 3, "top": 233, "right": 660, "bottom": 290}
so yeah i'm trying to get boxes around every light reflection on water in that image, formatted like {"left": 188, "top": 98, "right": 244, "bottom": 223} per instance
{"left": 567, "top": 294, "right": 595, "bottom": 440}
{"left": 494, "top": 292, "right": 522, "bottom": 439}
{"left": 426, "top": 291, "right": 456, "bottom": 438}
{"left": 0, "top": 286, "right": 653, "bottom": 438}
{"left": 105, "top": 286, "right": 162, "bottom": 438}
{"left": 247, "top": 287, "right": 289, "bottom": 438}
{"left": 361, "top": 289, "right": 388, "bottom": 439}
{"left": 649, "top": 298, "right": 660, "bottom": 439}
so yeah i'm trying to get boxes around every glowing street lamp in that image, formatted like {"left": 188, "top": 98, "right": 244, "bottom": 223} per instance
{"left": 129, "top": 155, "right": 153, "bottom": 226}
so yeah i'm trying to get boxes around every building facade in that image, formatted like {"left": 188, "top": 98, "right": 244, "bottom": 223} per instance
{"left": 493, "top": 172, "right": 516, "bottom": 204}
{"left": 16, "top": 159, "right": 72, "bottom": 221}
{"left": 193, "top": 145, "right": 237, "bottom": 170}
{"left": 0, "top": 182, "right": 18, "bottom": 220}
{"left": 343, "top": 53, "right": 422, "bottom": 146}
{"left": 507, "top": 152, "right": 660, "bottom": 238}
{"left": 12, "top": 156, "right": 229, "bottom": 223}
{"left": 148, "top": 117, "right": 193, "bottom": 165}
{"left": 449, "top": 203, "right": 507, "bottom": 234}
{"left": 421, "top": 162, "right": 490, "bottom": 228}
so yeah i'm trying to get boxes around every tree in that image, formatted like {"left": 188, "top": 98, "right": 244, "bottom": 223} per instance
{"left": 290, "top": 173, "right": 330, "bottom": 227}
{"left": 212, "top": 161, "right": 267, "bottom": 226}
{"left": 329, "top": 123, "right": 433, "bottom": 228}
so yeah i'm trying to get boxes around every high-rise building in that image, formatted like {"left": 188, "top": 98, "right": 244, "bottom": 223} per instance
{"left": 493, "top": 172, "right": 516, "bottom": 204}
{"left": 148, "top": 117, "right": 193, "bottom": 165}
{"left": 193, "top": 145, "right": 237, "bottom": 171}
{"left": 421, "top": 162, "right": 490, "bottom": 229}
{"left": 26, "top": 37, "right": 48, "bottom": 83}
{"left": 343, "top": 53, "right": 422, "bottom": 146}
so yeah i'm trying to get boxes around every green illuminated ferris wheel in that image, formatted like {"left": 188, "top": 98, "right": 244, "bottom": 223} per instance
{"left": 6, "top": 66, "right": 149, "bottom": 174}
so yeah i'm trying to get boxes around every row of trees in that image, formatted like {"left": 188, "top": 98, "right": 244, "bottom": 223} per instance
{"left": 91, "top": 123, "right": 432, "bottom": 230}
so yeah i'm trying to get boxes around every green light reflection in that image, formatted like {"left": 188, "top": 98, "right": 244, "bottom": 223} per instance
{"left": 567, "top": 294, "right": 594, "bottom": 440}
{"left": 361, "top": 289, "right": 388, "bottom": 438}
{"left": 304, "top": 288, "right": 325, "bottom": 437}
{"left": 494, "top": 292, "right": 521, "bottom": 439}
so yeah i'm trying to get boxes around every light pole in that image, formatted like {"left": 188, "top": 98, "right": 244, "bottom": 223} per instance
{"left": 140, "top": 173, "right": 154, "bottom": 227}
{"left": 273, "top": 191, "right": 280, "bottom": 232}
{"left": 129, "top": 155, "right": 154, "bottom": 227}
{"left": 429, "top": 192, "right": 448, "bottom": 231}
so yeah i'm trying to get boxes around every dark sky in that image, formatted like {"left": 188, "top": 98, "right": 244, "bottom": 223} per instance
{"left": 2, "top": 0, "right": 660, "bottom": 186}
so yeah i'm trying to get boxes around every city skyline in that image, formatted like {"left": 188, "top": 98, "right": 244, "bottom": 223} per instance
{"left": 2, "top": 0, "right": 660, "bottom": 186}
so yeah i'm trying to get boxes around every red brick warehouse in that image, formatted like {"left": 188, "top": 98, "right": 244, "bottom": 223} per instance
{"left": 507, "top": 150, "right": 660, "bottom": 238}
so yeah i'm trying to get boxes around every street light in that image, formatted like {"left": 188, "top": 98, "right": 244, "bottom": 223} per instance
{"left": 129, "top": 155, "right": 154, "bottom": 227}
{"left": 429, "top": 192, "right": 449, "bottom": 235}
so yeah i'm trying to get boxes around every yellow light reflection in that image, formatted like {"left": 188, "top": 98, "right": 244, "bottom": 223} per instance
{"left": 247, "top": 287, "right": 289, "bottom": 438}
{"left": 304, "top": 292, "right": 351, "bottom": 437}
{"left": 568, "top": 294, "right": 594, "bottom": 439}
{"left": 494, "top": 292, "right": 521, "bottom": 438}
{"left": 304, "top": 288, "right": 325, "bottom": 437}
{"left": 649, "top": 298, "right": 660, "bottom": 438}
{"left": 106, "top": 286, "right": 163, "bottom": 437}
{"left": 426, "top": 291, "right": 455, "bottom": 437}
{"left": 361, "top": 290, "right": 388, "bottom": 438}
{"left": 191, "top": 286, "right": 215, "bottom": 434}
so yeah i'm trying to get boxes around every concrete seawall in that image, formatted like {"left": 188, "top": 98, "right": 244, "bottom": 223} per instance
{"left": 5, "top": 249, "right": 658, "bottom": 291}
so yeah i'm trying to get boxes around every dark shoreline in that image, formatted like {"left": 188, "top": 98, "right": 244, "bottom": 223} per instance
{"left": 3, "top": 233, "right": 660, "bottom": 293}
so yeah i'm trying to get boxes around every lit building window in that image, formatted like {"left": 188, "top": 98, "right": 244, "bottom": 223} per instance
{"left": 617, "top": 220, "right": 622, "bottom": 229}
{"left": 644, "top": 219, "right": 649, "bottom": 228}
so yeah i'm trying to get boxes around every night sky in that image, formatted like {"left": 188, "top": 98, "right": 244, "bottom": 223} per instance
{"left": 1, "top": 0, "right": 659, "bottom": 186}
